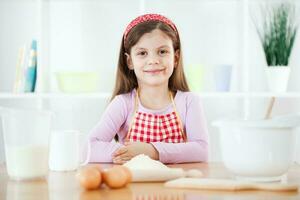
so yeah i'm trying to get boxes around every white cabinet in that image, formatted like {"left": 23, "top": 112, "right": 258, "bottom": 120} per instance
{"left": 0, "top": 0, "right": 300, "bottom": 163}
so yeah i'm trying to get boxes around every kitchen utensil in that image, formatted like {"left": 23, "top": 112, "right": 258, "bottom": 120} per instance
{"left": 212, "top": 118, "right": 296, "bottom": 182}
{"left": 265, "top": 96, "right": 276, "bottom": 119}
{"left": 130, "top": 168, "right": 202, "bottom": 182}
{"left": 1, "top": 107, "right": 52, "bottom": 180}
{"left": 165, "top": 178, "right": 298, "bottom": 192}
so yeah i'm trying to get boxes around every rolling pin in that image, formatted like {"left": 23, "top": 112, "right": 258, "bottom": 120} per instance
{"left": 131, "top": 168, "right": 203, "bottom": 182}
{"left": 165, "top": 178, "right": 298, "bottom": 192}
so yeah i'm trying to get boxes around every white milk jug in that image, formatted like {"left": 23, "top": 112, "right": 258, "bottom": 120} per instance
{"left": 49, "top": 130, "right": 90, "bottom": 171}
{"left": 1, "top": 107, "right": 52, "bottom": 180}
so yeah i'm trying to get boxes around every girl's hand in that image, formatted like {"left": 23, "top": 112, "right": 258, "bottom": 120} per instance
{"left": 112, "top": 142, "right": 159, "bottom": 164}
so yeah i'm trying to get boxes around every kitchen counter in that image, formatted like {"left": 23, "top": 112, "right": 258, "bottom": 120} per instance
{"left": 0, "top": 162, "right": 300, "bottom": 200}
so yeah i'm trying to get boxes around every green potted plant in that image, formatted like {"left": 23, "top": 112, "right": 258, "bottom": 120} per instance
{"left": 254, "top": 2, "right": 298, "bottom": 92}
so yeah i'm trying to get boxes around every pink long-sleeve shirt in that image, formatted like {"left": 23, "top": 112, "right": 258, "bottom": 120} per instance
{"left": 88, "top": 89, "right": 209, "bottom": 164}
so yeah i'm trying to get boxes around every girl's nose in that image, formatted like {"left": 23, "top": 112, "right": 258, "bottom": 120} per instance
{"left": 147, "top": 55, "right": 160, "bottom": 65}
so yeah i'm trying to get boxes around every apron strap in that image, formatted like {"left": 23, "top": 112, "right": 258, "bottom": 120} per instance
{"left": 170, "top": 91, "right": 187, "bottom": 142}
{"left": 125, "top": 89, "right": 139, "bottom": 141}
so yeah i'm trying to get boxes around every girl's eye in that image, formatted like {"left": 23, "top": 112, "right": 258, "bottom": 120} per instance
{"left": 159, "top": 50, "right": 168, "bottom": 55}
{"left": 137, "top": 51, "right": 147, "bottom": 56}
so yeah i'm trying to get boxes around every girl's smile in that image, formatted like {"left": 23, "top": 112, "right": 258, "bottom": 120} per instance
{"left": 143, "top": 68, "right": 166, "bottom": 75}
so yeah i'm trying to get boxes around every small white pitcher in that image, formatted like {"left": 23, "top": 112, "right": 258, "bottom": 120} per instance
{"left": 49, "top": 130, "right": 90, "bottom": 171}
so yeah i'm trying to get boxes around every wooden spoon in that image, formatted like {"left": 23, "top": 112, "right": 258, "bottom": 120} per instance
{"left": 265, "top": 96, "right": 276, "bottom": 119}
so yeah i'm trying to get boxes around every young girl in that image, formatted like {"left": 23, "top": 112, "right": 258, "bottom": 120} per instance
{"left": 88, "top": 14, "right": 208, "bottom": 164}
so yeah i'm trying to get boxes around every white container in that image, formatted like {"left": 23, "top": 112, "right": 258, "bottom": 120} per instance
{"left": 214, "top": 64, "right": 232, "bottom": 92}
{"left": 213, "top": 118, "right": 298, "bottom": 182}
{"left": 55, "top": 72, "right": 100, "bottom": 93}
{"left": 1, "top": 107, "right": 52, "bottom": 180}
{"left": 49, "top": 130, "right": 90, "bottom": 171}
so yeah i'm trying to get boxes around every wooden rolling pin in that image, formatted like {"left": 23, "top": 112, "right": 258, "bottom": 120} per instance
{"left": 165, "top": 178, "right": 298, "bottom": 192}
{"left": 130, "top": 168, "right": 203, "bottom": 182}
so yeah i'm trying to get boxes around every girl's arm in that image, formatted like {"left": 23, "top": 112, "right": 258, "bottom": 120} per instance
{"left": 87, "top": 96, "right": 127, "bottom": 163}
{"left": 151, "top": 95, "right": 209, "bottom": 163}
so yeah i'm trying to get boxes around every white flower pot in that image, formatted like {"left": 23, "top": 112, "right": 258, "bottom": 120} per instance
{"left": 266, "top": 66, "right": 290, "bottom": 93}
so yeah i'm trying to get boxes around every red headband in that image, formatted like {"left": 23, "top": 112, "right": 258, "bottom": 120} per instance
{"left": 123, "top": 14, "right": 178, "bottom": 42}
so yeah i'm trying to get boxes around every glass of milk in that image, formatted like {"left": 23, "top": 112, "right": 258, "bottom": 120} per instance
{"left": 1, "top": 107, "right": 52, "bottom": 180}
{"left": 49, "top": 130, "right": 90, "bottom": 171}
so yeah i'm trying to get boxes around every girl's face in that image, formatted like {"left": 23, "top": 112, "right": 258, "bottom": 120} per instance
{"left": 126, "top": 29, "right": 179, "bottom": 88}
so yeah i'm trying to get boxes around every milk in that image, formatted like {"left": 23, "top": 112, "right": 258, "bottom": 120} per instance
{"left": 49, "top": 131, "right": 79, "bottom": 171}
{"left": 5, "top": 145, "right": 49, "bottom": 180}
{"left": 49, "top": 130, "right": 90, "bottom": 171}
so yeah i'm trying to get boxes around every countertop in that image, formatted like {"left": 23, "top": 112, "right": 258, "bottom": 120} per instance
{"left": 1, "top": 162, "right": 300, "bottom": 200}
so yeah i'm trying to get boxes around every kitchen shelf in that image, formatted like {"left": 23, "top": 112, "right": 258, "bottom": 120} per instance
{"left": 199, "top": 92, "right": 300, "bottom": 98}
{"left": 1, "top": 0, "right": 299, "bottom": 95}
{"left": 1, "top": 92, "right": 300, "bottom": 99}
{"left": 0, "top": 93, "right": 111, "bottom": 99}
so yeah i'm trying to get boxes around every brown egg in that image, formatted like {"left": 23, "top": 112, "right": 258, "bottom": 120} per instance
{"left": 113, "top": 165, "right": 132, "bottom": 184}
{"left": 76, "top": 166, "right": 102, "bottom": 190}
{"left": 91, "top": 164, "right": 103, "bottom": 173}
{"left": 102, "top": 167, "right": 128, "bottom": 189}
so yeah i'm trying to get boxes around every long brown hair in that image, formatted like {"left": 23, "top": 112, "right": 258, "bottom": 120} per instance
{"left": 111, "top": 20, "right": 189, "bottom": 101}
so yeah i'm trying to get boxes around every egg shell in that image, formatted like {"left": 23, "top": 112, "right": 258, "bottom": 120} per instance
{"left": 102, "top": 167, "right": 128, "bottom": 189}
{"left": 76, "top": 166, "right": 102, "bottom": 190}
{"left": 113, "top": 165, "right": 132, "bottom": 184}
{"left": 92, "top": 164, "right": 103, "bottom": 173}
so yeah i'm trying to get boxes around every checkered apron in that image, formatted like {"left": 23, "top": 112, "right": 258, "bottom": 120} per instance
{"left": 126, "top": 91, "right": 186, "bottom": 143}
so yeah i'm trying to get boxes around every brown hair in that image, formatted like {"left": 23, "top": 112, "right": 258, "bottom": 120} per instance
{"left": 111, "top": 20, "right": 189, "bottom": 101}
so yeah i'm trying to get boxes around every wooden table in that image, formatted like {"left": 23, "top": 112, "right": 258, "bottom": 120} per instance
{"left": 1, "top": 162, "right": 300, "bottom": 200}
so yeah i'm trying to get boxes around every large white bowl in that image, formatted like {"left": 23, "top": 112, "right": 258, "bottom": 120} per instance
{"left": 213, "top": 118, "right": 298, "bottom": 182}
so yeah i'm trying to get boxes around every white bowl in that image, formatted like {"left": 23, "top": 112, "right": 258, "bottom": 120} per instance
{"left": 213, "top": 118, "right": 298, "bottom": 182}
{"left": 55, "top": 72, "right": 99, "bottom": 93}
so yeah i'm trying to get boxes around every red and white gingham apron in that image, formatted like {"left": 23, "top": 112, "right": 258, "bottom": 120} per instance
{"left": 126, "top": 90, "right": 186, "bottom": 143}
